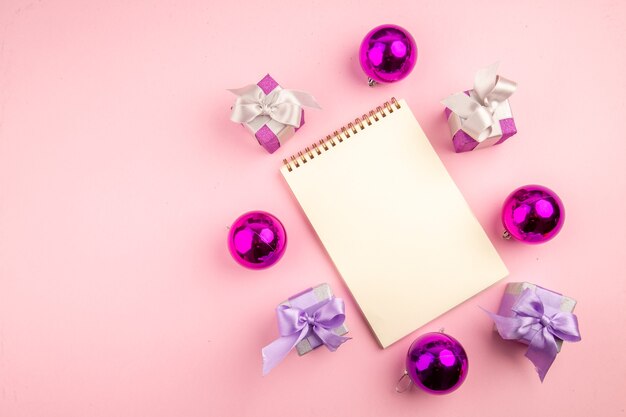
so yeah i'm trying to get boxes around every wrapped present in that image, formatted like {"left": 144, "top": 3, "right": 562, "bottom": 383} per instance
{"left": 229, "top": 74, "right": 320, "bottom": 154}
{"left": 442, "top": 63, "right": 517, "bottom": 153}
{"left": 261, "top": 283, "right": 349, "bottom": 375}
{"left": 484, "top": 282, "right": 581, "bottom": 381}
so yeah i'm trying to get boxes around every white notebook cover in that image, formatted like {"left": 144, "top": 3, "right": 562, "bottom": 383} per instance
{"left": 280, "top": 99, "right": 508, "bottom": 348}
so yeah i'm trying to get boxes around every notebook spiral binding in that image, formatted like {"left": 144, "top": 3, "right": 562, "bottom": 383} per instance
{"left": 282, "top": 97, "right": 401, "bottom": 172}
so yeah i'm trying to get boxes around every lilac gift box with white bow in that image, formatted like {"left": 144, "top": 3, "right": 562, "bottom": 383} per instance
{"left": 442, "top": 63, "right": 518, "bottom": 153}
{"left": 229, "top": 74, "right": 320, "bottom": 154}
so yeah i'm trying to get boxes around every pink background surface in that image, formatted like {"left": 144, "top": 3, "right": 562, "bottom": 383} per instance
{"left": 1, "top": 1, "right": 625, "bottom": 416}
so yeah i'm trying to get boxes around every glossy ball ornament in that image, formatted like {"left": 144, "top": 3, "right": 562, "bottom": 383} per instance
{"left": 228, "top": 211, "right": 287, "bottom": 269}
{"left": 501, "top": 185, "right": 565, "bottom": 244}
{"left": 359, "top": 24, "right": 417, "bottom": 86}
{"left": 406, "top": 332, "right": 469, "bottom": 395}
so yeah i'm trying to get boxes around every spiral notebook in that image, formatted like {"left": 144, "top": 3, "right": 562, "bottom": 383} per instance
{"left": 280, "top": 98, "right": 508, "bottom": 348}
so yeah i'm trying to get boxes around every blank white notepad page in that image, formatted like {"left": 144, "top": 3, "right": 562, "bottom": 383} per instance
{"left": 280, "top": 99, "right": 508, "bottom": 348}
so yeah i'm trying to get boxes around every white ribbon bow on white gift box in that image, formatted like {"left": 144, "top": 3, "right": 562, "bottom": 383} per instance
{"left": 441, "top": 62, "right": 517, "bottom": 142}
{"left": 229, "top": 84, "right": 321, "bottom": 128}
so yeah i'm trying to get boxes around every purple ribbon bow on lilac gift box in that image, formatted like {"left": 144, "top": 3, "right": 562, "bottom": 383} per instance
{"left": 484, "top": 288, "right": 581, "bottom": 381}
{"left": 262, "top": 297, "right": 350, "bottom": 375}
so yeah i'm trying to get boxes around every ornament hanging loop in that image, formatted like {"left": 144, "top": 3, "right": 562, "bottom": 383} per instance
{"left": 502, "top": 230, "right": 512, "bottom": 240}
{"left": 395, "top": 370, "right": 413, "bottom": 393}
{"left": 367, "top": 78, "right": 377, "bottom": 87}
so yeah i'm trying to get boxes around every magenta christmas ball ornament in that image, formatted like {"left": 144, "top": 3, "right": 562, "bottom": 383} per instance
{"left": 397, "top": 332, "right": 469, "bottom": 395}
{"left": 228, "top": 211, "right": 287, "bottom": 269}
{"left": 359, "top": 24, "right": 417, "bottom": 86}
{"left": 501, "top": 185, "right": 565, "bottom": 244}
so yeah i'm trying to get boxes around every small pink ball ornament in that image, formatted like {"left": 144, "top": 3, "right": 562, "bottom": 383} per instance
{"left": 501, "top": 185, "right": 565, "bottom": 244}
{"left": 397, "top": 332, "right": 469, "bottom": 395}
{"left": 359, "top": 24, "right": 417, "bottom": 86}
{"left": 228, "top": 211, "right": 287, "bottom": 269}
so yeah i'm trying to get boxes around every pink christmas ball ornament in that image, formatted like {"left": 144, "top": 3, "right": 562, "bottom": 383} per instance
{"left": 501, "top": 185, "right": 565, "bottom": 244}
{"left": 359, "top": 24, "right": 417, "bottom": 86}
{"left": 228, "top": 211, "right": 287, "bottom": 269}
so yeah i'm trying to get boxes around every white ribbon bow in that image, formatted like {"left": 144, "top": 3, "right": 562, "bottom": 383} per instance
{"left": 441, "top": 62, "right": 517, "bottom": 140}
{"left": 229, "top": 84, "right": 321, "bottom": 128}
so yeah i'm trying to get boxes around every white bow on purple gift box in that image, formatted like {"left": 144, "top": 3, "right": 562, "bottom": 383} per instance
{"left": 229, "top": 85, "right": 320, "bottom": 128}
{"left": 441, "top": 63, "right": 517, "bottom": 149}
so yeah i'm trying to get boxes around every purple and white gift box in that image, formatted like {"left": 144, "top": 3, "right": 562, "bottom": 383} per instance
{"left": 442, "top": 63, "right": 517, "bottom": 153}
{"left": 229, "top": 74, "right": 320, "bottom": 154}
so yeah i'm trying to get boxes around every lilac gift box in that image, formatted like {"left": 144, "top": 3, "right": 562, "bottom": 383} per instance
{"left": 237, "top": 74, "right": 305, "bottom": 154}
{"left": 496, "top": 282, "right": 577, "bottom": 352}
{"left": 444, "top": 90, "right": 517, "bottom": 153}
{"left": 279, "top": 283, "right": 349, "bottom": 355}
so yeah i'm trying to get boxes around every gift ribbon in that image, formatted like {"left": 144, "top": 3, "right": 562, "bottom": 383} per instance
{"left": 261, "top": 297, "right": 350, "bottom": 375}
{"left": 484, "top": 288, "right": 581, "bottom": 381}
{"left": 441, "top": 62, "right": 517, "bottom": 141}
{"left": 229, "top": 84, "right": 320, "bottom": 128}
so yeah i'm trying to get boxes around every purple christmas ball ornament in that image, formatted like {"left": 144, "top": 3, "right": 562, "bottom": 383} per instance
{"left": 359, "top": 24, "right": 417, "bottom": 86}
{"left": 501, "top": 185, "right": 565, "bottom": 244}
{"left": 228, "top": 211, "right": 287, "bottom": 269}
{"left": 405, "top": 332, "right": 469, "bottom": 395}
